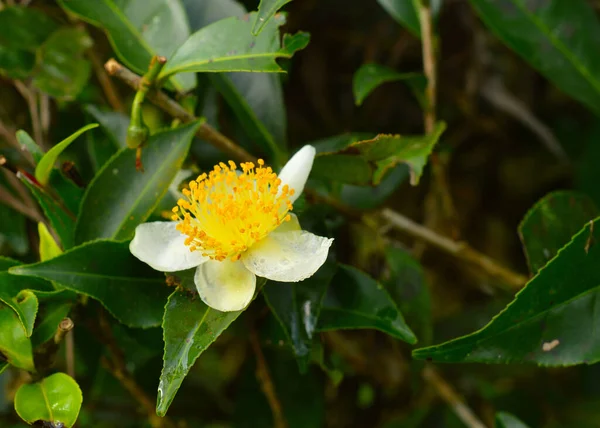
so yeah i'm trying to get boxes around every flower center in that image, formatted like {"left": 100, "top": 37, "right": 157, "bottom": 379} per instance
{"left": 171, "top": 160, "right": 294, "bottom": 261}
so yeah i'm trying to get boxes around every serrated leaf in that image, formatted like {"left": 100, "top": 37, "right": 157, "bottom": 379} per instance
{"left": 0, "top": 301, "right": 34, "bottom": 371}
{"left": 469, "top": 0, "right": 600, "bottom": 116}
{"left": 312, "top": 123, "right": 445, "bottom": 186}
{"left": 496, "top": 411, "right": 531, "bottom": 428}
{"left": 159, "top": 13, "right": 309, "bottom": 78}
{"left": 16, "top": 130, "right": 43, "bottom": 164}
{"left": 35, "top": 124, "right": 98, "bottom": 186}
{"left": 9, "top": 240, "right": 170, "bottom": 328}
{"left": 57, "top": 0, "right": 194, "bottom": 92}
{"left": 252, "top": 0, "right": 292, "bottom": 35}
{"left": 316, "top": 264, "right": 416, "bottom": 344}
{"left": 353, "top": 63, "right": 423, "bottom": 106}
{"left": 32, "top": 27, "right": 92, "bottom": 99}
{"left": 38, "top": 222, "right": 63, "bottom": 261}
{"left": 413, "top": 217, "right": 600, "bottom": 365}
{"left": 519, "top": 191, "right": 598, "bottom": 274}
{"left": 20, "top": 173, "right": 76, "bottom": 249}
{"left": 157, "top": 277, "right": 246, "bottom": 416}
{"left": 75, "top": 121, "right": 201, "bottom": 244}
{"left": 263, "top": 260, "right": 336, "bottom": 371}
{"left": 14, "top": 373, "right": 82, "bottom": 427}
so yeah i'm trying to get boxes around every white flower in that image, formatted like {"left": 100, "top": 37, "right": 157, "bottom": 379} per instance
{"left": 130, "top": 145, "right": 333, "bottom": 312}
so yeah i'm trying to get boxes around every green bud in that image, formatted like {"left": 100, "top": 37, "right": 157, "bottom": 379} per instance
{"left": 126, "top": 123, "right": 149, "bottom": 149}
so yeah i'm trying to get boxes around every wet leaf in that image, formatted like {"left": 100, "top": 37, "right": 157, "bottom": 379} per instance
{"left": 317, "top": 264, "right": 417, "bottom": 344}
{"left": 14, "top": 372, "right": 82, "bottom": 427}
{"left": 519, "top": 191, "right": 598, "bottom": 274}
{"left": 469, "top": 0, "right": 600, "bottom": 116}
{"left": 413, "top": 218, "right": 600, "bottom": 365}
{"left": 9, "top": 240, "right": 170, "bottom": 328}
{"left": 75, "top": 121, "right": 201, "bottom": 244}
{"left": 57, "top": 0, "right": 194, "bottom": 92}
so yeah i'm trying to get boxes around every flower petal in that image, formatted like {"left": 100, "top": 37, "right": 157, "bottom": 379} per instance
{"left": 241, "top": 230, "right": 333, "bottom": 282}
{"left": 278, "top": 145, "right": 315, "bottom": 203}
{"left": 194, "top": 259, "right": 256, "bottom": 312}
{"left": 129, "top": 222, "right": 207, "bottom": 272}
{"left": 274, "top": 213, "right": 301, "bottom": 233}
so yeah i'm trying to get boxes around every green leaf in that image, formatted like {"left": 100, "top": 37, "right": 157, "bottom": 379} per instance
{"left": 159, "top": 13, "right": 309, "bottom": 78}
{"left": 252, "top": 0, "right": 292, "bottom": 35}
{"left": 0, "top": 301, "right": 34, "bottom": 371}
{"left": 0, "top": 46, "right": 35, "bottom": 79}
{"left": 496, "top": 412, "right": 531, "bottom": 428}
{"left": 312, "top": 123, "right": 445, "bottom": 186}
{"left": 57, "top": 0, "right": 194, "bottom": 92}
{"left": 32, "top": 27, "right": 92, "bottom": 99}
{"left": 353, "top": 63, "right": 423, "bottom": 106}
{"left": 339, "top": 165, "right": 408, "bottom": 210}
{"left": 9, "top": 240, "right": 170, "bottom": 328}
{"left": 0, "top": 6, "right": 58, "bottom": 50}
{"left": 19, "top": 173, "right": 75, "bottom": 249}
{"left": 263, "top": 260, "right": 336, "bottom": 371}
{"left": 16, "top": 130, "right": 43, "bottom": 164}
{"left": 158, "top": 272, "right": 250, "bottom": 416}
{"left": 14, "top": 373, "right": 82, "bottom": 428}
{"left": 38, "top": 222, "right": 63, "bottom": 261}
{"left": 0, "top": 204, "right": 29, "bottom": 255}
{"left": 469, "top": 0, "right": 600, "bottom": 116}
{"left": 519, "top": 191, "right": 598, "bottom": 274}
{"left": 317, "top": 264, "right": 417, "bottom": 344}
{"left": 384, "top": 248, "right": 432, "bottom": 345}
{"left": 413, "top": 217, "right": 600, "bottom": 365}
{"left": 31, "top": 290, "right": 76, "bottom": 348}
{"left": 377, "top": 0, "right": 442, "bottom": 37}
{"left": 75, "top": 121, "right": 201, "bottom": 244}
{"left": 35, "top": 124, "right": 99, "bottom": 186}
{"left": 84, "top": 105, "right": 129, "bottom": 149}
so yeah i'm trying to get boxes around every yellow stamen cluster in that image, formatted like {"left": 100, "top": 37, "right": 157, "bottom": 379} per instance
{"left": 171, "top": 159, "right": 294, "bottom": 261}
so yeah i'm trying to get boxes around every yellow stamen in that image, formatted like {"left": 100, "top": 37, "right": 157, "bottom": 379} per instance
{"left": 172, "top": 159, "right": 293, "bottom": 261}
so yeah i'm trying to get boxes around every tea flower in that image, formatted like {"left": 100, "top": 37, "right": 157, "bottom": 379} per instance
{"left": 130, "top": 146, "right": 333, "bottom": 312}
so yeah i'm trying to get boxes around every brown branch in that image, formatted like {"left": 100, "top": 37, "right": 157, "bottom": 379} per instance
{"left": 96, "top": 311, "right": 174, "bottom": 428}
{"left": 250, "top": 328, "right": 288, "bottom": 428}
{"left": 88, "top": 50, "right": 124, "bottom": 113}
{"left": 381, "top": 208, "right": 527, "bottom": 289}
{"left": 423, "top": 366, "right": 488, "bottom": 428}
{"left": 0, "top": 183, "right": 44, "bottom": 223}
{"left": 419, "top": 2, "right": 437, "bottom": 135}
{"left": 104, "top": 59, "right": 256, "bottom": 162}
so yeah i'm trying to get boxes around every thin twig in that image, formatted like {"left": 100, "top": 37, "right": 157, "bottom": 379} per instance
{"left": 0, "top": 183, "right": 44, "bottom": 223}
{"left": 381, "top": 208, "right": 528, "bottom": 288}
{"left": 423, "top": 365, "right": 488, "bottom": 428}
{"left": 88, "top": 49, "right": 124, "bottom": 112}
{"left": 97, "top": 311, "right": 174, "bottom": 428}
{"left": 104, "top": 59, "right": 256, "bottom": 162}
{"left": 419, "top": 2, "right": 437, "bottom": 135}
{"left": 13, "top": 81, "right": 44, "bottom": 149}
{"left": 250, "top": 328, "right": 288, "bottom": 428}
{"left": 39, "top": 93, "right": 51, "bottom": 143}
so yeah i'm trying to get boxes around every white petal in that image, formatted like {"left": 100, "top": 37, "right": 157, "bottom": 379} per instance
{"left": 274, "top": 213, "right": 301, "bottom": 233}
{"left": 129, "top": 222, "right": 207, "bottom": 272}
{"left": 241, "top": 230, "right": 333, "bottom": 282}
{"left": 278, "top": 145, "right": 315, "bottom": 203}
{"left": 194, "top": 259, "right": 256, "bottom": 312}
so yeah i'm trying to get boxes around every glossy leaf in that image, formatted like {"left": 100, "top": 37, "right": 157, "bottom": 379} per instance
{"left": 519, "top": 191, "right": 598, "bottom": 274}
{"left": 57, "top": 0, "right": 194, "bottom": 92}
{"left": 469, "top": 0, "right": 600, "bottom": 116}
{"left": 158, "top": 272, "right": 250, "bottom": 416}
{"left": 35, "top": 124, "right": 99, "bottom": 186}
{"left": 377, "top": 0, "right": 442, "bottom": 37}
{"left": 252, "top": 0, "right": 292, "bottom": 35}
{"left": 38, "top": 222, "right": 63, "bottom": 261}
{"left": 263, "top": 260, "right": 336, "bottom": 371}
{"left": 353, "top": 63, "right": 422, "bottom": 106}
{"left": 84, "top": 105, "right": 129, "bottom": 148}
{"left": 312, "top": 123, "right": 445, "bottom": 186}
{"left": 14, "top": 373, "right": 82, "bottom": 427}
{"left": 160, "top": 13, "right": 309, "bottom": 78}
{"left": 75, "top": 121, "right": 201, "bottom": 244}
{"left": 32, "top": 27, "right": 92, "bottom": 99}
{"left": 0, "top": 301, "right": 34, "bottom": 371}
{"left": 16, "top": 130, "right": 43, "bottom": 164}
{"left": 317, "top": 264, "right": 417, "bottom": 344}
{"left": 20, "top": 174, "right": 76, "bottom": 249}
{"left": 384, "top": 248, "right": 432, "bottom": 345}
{"left": 0, "top": 6, "right": 58, "bottom": 50}
{"left": 496, "top": 412, "right": 531, "bottom": 428}
{"left": 413, "top": 218, "right": 600, "bottom": 365}
{"left": 9, "top": 240, "right": 170, "bottom": 328}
